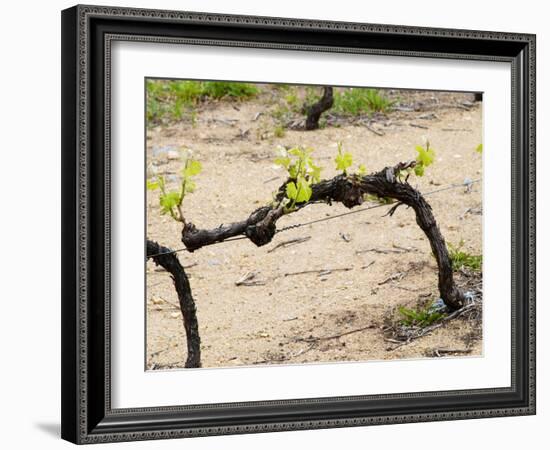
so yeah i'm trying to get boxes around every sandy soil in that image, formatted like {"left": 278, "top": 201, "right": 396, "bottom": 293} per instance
{"left": 145, "top": 87, "right": 483, "bottom": 370}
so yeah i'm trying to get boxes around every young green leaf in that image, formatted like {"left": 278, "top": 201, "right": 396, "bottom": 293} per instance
{"left": 274, "top": 156, "right": 291, "bottom": 168}
{"left": 275, "top": 145, "right": 320, "bottom": 211}
{"left": 159, "top": 191, "right": 181, "bottom": 215}
{"left": 335, "top": 152, "right": 353, "bottom": 171}
{"left": 286, "top": 181, "right": 298, "bottom": 201}
{"left": 287, "top": 163, "right": 298, "bottom": 179}
{"left": 295, "top": 176, "right": 312, "bottom": 203}
{"left": 146, "top": 179, "right": 159, "bottom": 190}
{"left": 310, "top": 163, "right": 322, "bottom": 183}
{"left": 415, "top": 145, "right": 435, "bottom": 167}
{"left": 335, "top": 143, "right": 353, "bottom": 173}
{"left": 475, "top": 143, "right": 483, "bottom": 154}
{"left": 291, "top": 146, "right": 313, "bottom": 157}
{"left": 414, "top": 165, "right": 425, "bottom": 177}
{"left": 357, "top": 164, "right": 367, "bottom": 175}
{"left": 414, "top": 143, "right": 435, "bottom": 177}
{"left": 184, "top": 160, "right": 202, "bottom": 177}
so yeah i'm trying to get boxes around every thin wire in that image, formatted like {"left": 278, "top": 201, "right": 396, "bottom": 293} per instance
{"left": 147, "top": 179, "right": 480, "bottom": 258}
{"left": 148, "top": 235, "right": 250, "bottom": 258}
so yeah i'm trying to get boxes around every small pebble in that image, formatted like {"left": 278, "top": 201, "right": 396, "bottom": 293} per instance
{"left": 167, "top": 150, "right": 180, "bottom": 160}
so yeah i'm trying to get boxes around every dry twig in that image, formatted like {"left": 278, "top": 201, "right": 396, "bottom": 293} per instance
{"left": 283, "top": 267, "right": 353, "bottom": 277}
{"left": 294, "top": 324, "right": 375, "bottom": 343}
{"left": 267, "top": 236, "right": 311, "bottom": 253}
{"left": 235, "top": 271, "right": 266, "bottom": 286}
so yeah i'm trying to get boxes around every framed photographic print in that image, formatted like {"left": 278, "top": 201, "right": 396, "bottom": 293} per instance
{"left": 61, "top": 4, "right": 536, "bottom": 444}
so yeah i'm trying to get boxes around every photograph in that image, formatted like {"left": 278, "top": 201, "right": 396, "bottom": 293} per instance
{"left": 145, "top": 80, "right": 484, "bottom": 370}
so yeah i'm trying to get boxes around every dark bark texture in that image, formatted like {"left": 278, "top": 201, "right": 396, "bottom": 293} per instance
{"left": 304, "top": 86, "right": 334, "bottom": 130}
{"left": 357, "top": 166, "right": 465, "bottom": 310}
{"left": 146, "top": 240, "right": 201, "bottom": 368}
{"left": 182, "top": 161, "right": 465, "bottom": 311}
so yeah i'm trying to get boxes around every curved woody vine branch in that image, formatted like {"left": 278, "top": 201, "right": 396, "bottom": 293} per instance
{"left": 182, "top": 160, "right": 466, "bottom": 311}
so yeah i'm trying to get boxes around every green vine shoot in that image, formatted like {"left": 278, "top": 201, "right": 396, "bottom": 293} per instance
{"left": 274, "top": 146, "right": 322, "bottom": 212}
{"left": 147, "top": 150, "right": 202, "bottom": 225}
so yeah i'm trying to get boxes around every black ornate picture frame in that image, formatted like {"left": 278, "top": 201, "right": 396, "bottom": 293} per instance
{"left": 61, "top": 4, "right": 536, "bottom": 444}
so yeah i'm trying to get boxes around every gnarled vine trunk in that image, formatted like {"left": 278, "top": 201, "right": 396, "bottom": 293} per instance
{"left": 146, "top": 240, "right": 201, "bottom": 368}
{"left": 357, "top": 170, "right": 465, "bottom": 310}
{"left": 304, "top": 86, "right": 334, "bottom": 130}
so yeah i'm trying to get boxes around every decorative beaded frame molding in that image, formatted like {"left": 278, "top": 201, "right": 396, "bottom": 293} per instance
{"left": 61, "top": 4, "right": 536, "bottom": 444}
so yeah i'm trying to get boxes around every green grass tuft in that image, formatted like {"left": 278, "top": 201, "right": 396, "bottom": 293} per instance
{"left": 333, "top": 88, "right": 394, "bottom": 116}
{"left": 448, "top": 240, "right": 482, "bottom": 271}
{"left": 398, "top": 305, "right": 444, "bottom": 327}
{"left": 200, "top": 81, "right": 259, "bottom": 100}
{"left": 146, "top": 79, "right": 259, "bottom": 125}
{"left": 273, "top": 124, "right": 286, "bottom": 138}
